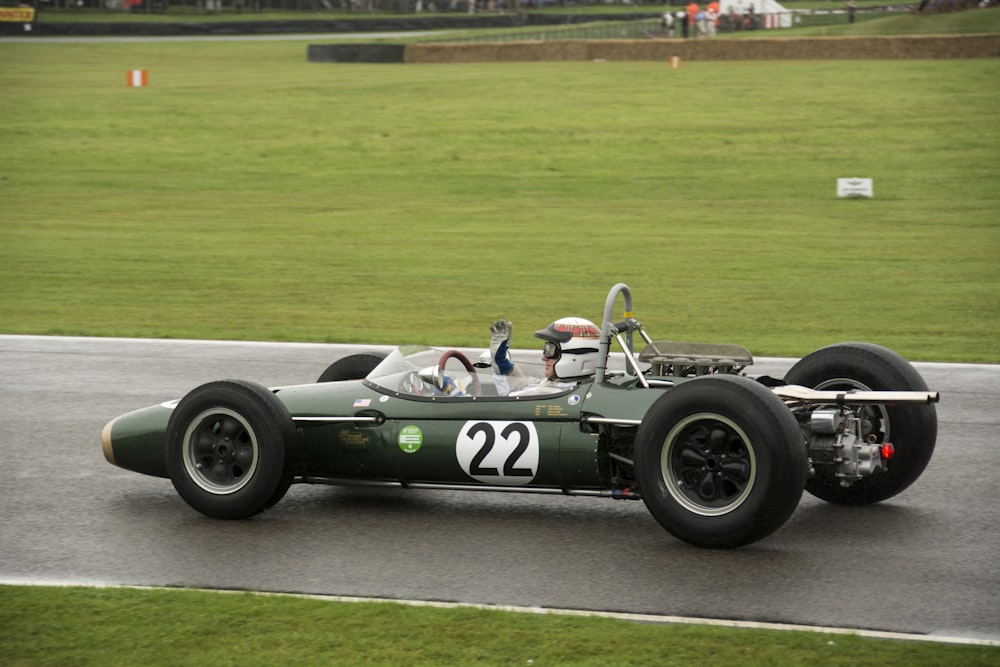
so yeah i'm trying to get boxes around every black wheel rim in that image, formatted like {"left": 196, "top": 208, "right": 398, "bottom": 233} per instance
{"left": 661, "top": 413, "right": 756, "bottom": 516}
{"left": 182, "top": 408, "right": 259, "bottom": 494}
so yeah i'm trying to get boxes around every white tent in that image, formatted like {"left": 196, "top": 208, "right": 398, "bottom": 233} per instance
{"left": 717, "top": 0, "right": 793, "bottom": 28}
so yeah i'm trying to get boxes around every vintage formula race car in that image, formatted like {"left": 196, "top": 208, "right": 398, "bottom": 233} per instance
{"left": 101, "top": 283, "right": 939, "bottom": 548}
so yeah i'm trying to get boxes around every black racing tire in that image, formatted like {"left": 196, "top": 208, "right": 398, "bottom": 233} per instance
{"left": 635, "top": 375, "right": 807, "bottom": 549}
{"left": 784, "top": 342, "right": 937, "bottom": 505}
{"left": 166, "top": 380, "right": 297, "bottom": 519}
{"left": 317, "top": 352, "right": 388, "bottom": 383}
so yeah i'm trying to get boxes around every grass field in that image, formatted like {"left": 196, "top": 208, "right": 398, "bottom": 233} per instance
{"left": 2, "top": 584, "right": 998, "bottom": 666}
{"left": 2, "top": 44, "right": 997, "bottom": 361}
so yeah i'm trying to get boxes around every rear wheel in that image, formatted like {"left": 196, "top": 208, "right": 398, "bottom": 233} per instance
{"left": 317, "top": 352, "right": 387, "bottom": 383}
{"left": 636, "top": 375, "right": 807, "bottom": 548}
{"left": 166, "top": 380, "right": 297, "bottom": 519}
{"left": 785, "top": 342, "right": 937, "bottom": 505}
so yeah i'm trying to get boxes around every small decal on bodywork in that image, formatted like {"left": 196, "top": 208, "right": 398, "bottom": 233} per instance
{"left": 535, "top": 404, "right": 569, "bottom": 418}
{"left": 338, "top": 429, "right": 369, "bottom": 448}
{"left": 398, "top": 425, "right": 423, "bottom": 454}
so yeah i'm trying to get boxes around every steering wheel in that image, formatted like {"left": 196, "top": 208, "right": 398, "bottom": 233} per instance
{"left": 439, "top": 350, "right": 482, "bottom": 397}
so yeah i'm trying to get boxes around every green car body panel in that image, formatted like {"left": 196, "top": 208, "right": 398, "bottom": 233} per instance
{"left": 103, "top": 403, "right": 174, "bottom": 479}
{"left": 103, "top": 375, "right": 664, "bottom": 492}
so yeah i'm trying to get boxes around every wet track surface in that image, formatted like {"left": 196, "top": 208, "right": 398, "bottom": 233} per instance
{"left": 1, "top": 335, "right": 998, "bottom": 641}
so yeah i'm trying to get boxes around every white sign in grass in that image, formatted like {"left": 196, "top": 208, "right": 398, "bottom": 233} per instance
{"left": 837, "top": 178, "right": 873, "bottom": 198}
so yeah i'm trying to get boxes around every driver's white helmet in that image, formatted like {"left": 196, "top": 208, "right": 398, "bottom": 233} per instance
{"left": 534, "top": 317, "right": 602, "bottom": 380}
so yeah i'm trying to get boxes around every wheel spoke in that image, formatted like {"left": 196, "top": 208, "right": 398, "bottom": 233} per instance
{"left": 210, "top": 461, "right": 230, "bottom": 483}
{"left": 233, "top": 446, "right": 254, "bottom": 468}
{"left": 721, "top": 459, "right": 750, "bottom": 483}
{"left": 707, "top": 427, "right": 727, "bottom": 452}
{"left": 194, "top": 432, "right": 215, "bottom": 454}
{"left": 690, "top": 426, "right": 709, "bottom": 447}
{"left": 697, "top": 471, "right": 717, "bottom": 500}
{"left": 218, "top": 417, "right": 242, "bottom": 440}
{"left": 678, "top": 442, "right": 706, "bottom": 467}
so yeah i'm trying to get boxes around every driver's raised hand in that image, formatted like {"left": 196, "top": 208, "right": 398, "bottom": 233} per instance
{"left": 489, "top": 319, "right": 514, "bottom": 375}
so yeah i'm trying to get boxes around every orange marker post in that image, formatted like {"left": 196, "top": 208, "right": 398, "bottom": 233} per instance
{"left": 127, "top": 70, "right": 148, "bottom": 87}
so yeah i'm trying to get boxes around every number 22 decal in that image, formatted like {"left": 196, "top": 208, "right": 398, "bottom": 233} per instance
{"left": 456, "top": 421, "right": 539, "bottom": 485}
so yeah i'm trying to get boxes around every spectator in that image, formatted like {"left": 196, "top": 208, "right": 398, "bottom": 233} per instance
{"left": 706, "top": 1, "right": 718, "bottom": 36}
{"left": 661, "top": 10, "right": 675, "bottom": 37}
{"left": 695, "top": 8, "right": 707, "bottom": 36}
{"left": 686, "top": 2, "right": 700, "bottom": 37}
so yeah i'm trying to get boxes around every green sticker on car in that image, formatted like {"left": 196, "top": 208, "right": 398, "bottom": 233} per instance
{"left": 398, "top": 425, "right": 423, "bottom": 454}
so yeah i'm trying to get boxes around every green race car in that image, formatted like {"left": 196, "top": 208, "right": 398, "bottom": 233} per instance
{"left": 101, "top": 283, "right": 939, "bottom": 548}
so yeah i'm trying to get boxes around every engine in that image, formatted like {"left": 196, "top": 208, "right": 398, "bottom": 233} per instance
{"left": 802, "top": 407, "right": 893, "bottom": 485}
{"left": 638, "top": 340, "right": 754, "bottom": 377}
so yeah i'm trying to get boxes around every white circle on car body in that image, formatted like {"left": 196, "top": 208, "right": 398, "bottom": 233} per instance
{"left": 456, "top": 420, "right": 539, "bottom": 485}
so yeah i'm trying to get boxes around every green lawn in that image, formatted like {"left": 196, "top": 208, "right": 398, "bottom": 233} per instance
{"left": 1, "top": 585, "right": 997, "bottom": 666}
{"left": 1, "top": 45, "right": 998, "bottom": 362}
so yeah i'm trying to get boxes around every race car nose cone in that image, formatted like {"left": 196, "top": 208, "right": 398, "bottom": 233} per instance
{"left": 101, "top": 417, "right": 118, "bottom": 465}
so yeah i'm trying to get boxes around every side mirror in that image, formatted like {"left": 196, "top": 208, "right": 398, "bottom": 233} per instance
{"left": 473, "top": 350, "right": 492, "bottom": 369}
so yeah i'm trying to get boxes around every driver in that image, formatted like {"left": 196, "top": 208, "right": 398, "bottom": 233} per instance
{"left": 488, "top": 316, "right": 602, "bottom": 396}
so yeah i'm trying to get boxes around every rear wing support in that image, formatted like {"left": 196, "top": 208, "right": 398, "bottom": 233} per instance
{"left": 773, "top": 385, "right": 940, "bottom": 405}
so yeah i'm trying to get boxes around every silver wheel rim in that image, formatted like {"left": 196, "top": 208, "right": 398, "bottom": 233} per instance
{"left": 661, "top": 413, "right": 757, "bottom": 517}
{"left": 182, "top": 407, "right": 260, "bottom": 495}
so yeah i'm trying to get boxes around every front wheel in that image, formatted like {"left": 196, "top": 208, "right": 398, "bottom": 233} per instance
{"left": 785, "top": 342, "right": 937, "bottom": 505}
{"left": 166, "top": 380, "right": 297, "bottom": 519}
{"left": 636, "top": 375, "right": 807, "bottom": 549}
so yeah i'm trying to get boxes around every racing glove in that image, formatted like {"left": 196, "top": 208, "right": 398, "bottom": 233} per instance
{"left": 439, "top": 375, "right": 464, "bottom": 396}
{"left": 489, "top": 318, "right": 514, "bottom": 376}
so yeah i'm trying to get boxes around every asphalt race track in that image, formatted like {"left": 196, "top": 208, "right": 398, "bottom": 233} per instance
{"left": 1, "top": 335, "right": 998, "bottom": 642}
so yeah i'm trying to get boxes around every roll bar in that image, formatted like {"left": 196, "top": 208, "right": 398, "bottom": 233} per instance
{"left": 596, "top": 283, "right": 650, "bottom": 384}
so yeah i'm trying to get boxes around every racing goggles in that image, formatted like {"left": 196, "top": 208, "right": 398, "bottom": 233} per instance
{"left": 542, "top": 342, "right": 598, "bottom": 360}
